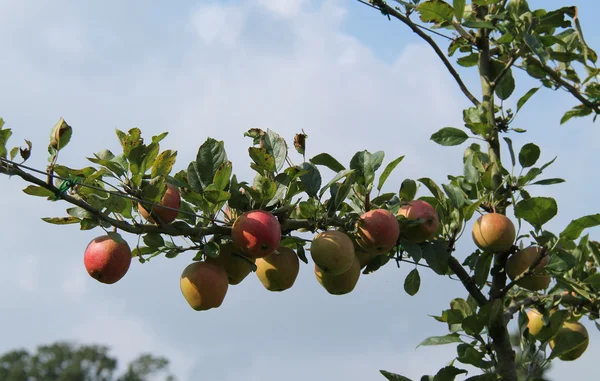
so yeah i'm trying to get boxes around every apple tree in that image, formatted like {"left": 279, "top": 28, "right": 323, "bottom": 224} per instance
{"left": 1, "top": 0, "right": 600, "bottom": 380}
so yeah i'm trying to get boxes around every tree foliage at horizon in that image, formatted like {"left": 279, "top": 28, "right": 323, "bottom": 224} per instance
{"left": 0, "top": 341, "right": 176, "bottom": 381}
{"left": 1, "top": 0, "right": 600, "bottom": 380}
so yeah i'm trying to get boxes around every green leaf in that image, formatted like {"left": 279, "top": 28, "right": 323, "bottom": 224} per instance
{"left": 377, "top": 155, "right": 405, "bottom": 192}
{"left": 418, "top": 333, "right": 463, "bottom": 347}
{"left": 380, "top": 370, "right": 412, "bottom": 381}
{"left": 561, "top": 105, "right": 593, "bottom": 124}
{"left": 474, "top": 252, "right": 493, "bottom": 287}
{"left": 453, "top": 0, "right": 465, "bottom": 21}
{"left": 582, "top": 273, "right": 600, "bottom": 288}
{"left": 107, "top": 231, "right": 127, "bottom": 245}
{"left": 560, "top": 214, "right": 600, "bottom": 241}
{"left": 319, "top": 169, "right": 355, "bottom": 198}
{"left": 143, "top": 233, "right": 165, "bottom": 247}
{"left": 196, "top": 138, "right": 229, "bottom": 189}
{"left": 457, "top": 53, "right": 478, "bottom": 67}
{"left": 298, "top": 162, "right": 321, "bottom": 198}
{"left": 418, "top": 178, "right": 446, "bottom": 202}
{"left": 417, "top": 0, "right": 455, "bottom": 23}
{"left": 264, "top": 129, "right": 288, "bottom": 172}
{"left": 518, "top": 143, "right": 541, "bottom": 168}
{"left": 422, "top": 241, "right": 450, "bottom": 275}
{"left": 350, "top": 150, "right": 375, "bottom": 187}
{"left": 402, "top": 241, "right": 422, "bottom": 263}
{"left": 434, "top": 366, "right": 468, "bottom": 381}
{"left": 22, "top": 185, "right": 55, "bottom": 198}
{"left": 514, "top": 196, "right": 558, "bottom": 230}
{"left": 41, "top": 216, "right": 81, "bottom": 225}
{"left": 430, "top": 127, "right": 469, "bottom": 146}
{"left": 212, "top": 161, "right": 233, "bottom": 191}
{"left": 503, "top": 137, "right": 516, "bottom": 167}
{"left": 151, "top": 150, "right": 177, "bottom": 178}
{"left": 517, "top": 87, "right": 540, "bottom": 113}
{"left": 404, "top": 268, "right": 421, "bottom": 296}
{"left": 203, "top": 189, "right": 232, "bottom": 204}
{"left": 495, "top": 68, "right": 515, "bottom": 100}
{"left": 531, "top": 178, "right": 565, "bottom": 185}
{"left": 203, "top": 242, "right": 220, "bottom": 259}
{"left": 49, "top": 117, "right": 73, "bottom": 151}
{"left": 464, "top": 373, "right": 501, "bottom": 380}
{"left": 442, "top": 183, "right": 465, "bottom": 209}
{"left": 524, "top": 33, "right": 550, "bottom": 65}
{"left": 400, "top": 179, "right": 417, "bottom": 201}
{"left": 115, "top": 128, "right": 142, "bottom": 157}
{"left": 549, "top": 329, "right": 589, "bottom": 361}
{"left": 310, "top": 153, "right": 346, "bottom": 173}
{"left": 249, "top": 147, "right": 276, "bottom": 174}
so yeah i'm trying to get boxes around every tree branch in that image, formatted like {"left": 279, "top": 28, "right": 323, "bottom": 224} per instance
{"left": 370, "top": 0, "right": 480, "bottom": 106}
{"left": 528, "top": 57, "right": 600, "bottom": 114}
{"left": 448, "top": 256, "right": 488, "bottom": 306}
{"left": 503, "top": 295, "right": 541, "bottom": 325}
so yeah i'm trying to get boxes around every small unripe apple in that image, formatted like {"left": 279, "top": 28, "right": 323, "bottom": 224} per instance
{"left": 397, "top": 200, "right": 440, "bottom": 243}
{"left": 138, "top": 183, "right": 181, "bottom": 224}
{"left": 83, "top": 235, "right": 132, "bottom": 284}
{"left": 231, "top": 210, "right": 281, "bottom": 258}
{"left": 472, "top": 213, "right": 515, "bottom": 253}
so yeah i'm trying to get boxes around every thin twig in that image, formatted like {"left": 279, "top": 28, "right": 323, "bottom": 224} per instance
{"left": 363, "top": 0, "right": 480, "bottom": 106}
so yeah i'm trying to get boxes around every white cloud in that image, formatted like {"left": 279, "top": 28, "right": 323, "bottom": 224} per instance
{"left": 256, "top": 0, "right": 308, "bottom": 17}
{"left": 191, "top": 4, "right": 246, "bottom": 46}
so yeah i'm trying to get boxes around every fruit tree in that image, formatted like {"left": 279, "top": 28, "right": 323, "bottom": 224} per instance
{"left": 1, "top": 1, "right": 600, "bottom": 380}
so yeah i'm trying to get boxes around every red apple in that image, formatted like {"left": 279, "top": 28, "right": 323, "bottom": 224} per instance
{"left": 138, "top": 183, "right": 181, "bottom": 224}
{"left": 84, "top": 235, "right": 132, "bottom": 284}
{"left": 472, "top": 213, "right": 515, "bottom": 253}
{"left": 397, "top": 200, "right": 440, "bottom": 243}
{"left": 355, "top": 209, "right": 400, "bottom": 255}
{"left": 231, "top": 210, "right": 281, "bottom": 258}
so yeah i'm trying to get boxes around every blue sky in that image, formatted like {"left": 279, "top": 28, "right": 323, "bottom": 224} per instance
{"left": 1, "top": 1, "right": 599, "bottom": 380}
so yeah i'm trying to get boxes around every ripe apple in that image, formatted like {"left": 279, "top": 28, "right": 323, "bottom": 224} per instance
{"left": 255, "top": 246, "right": 300, "bottom": 292}
{"left": 526, "top": 309, "right": 544, "bottom": 338}
{"left": 397, "top": 200, "right": 440, "bottom": 243}
{"left": 472, "top": 213, "right": 515, "bottom": 253}
{"left": 505, "top": 246, "right": 550, "bottom": 291}
{"left": 231, "top": 210, "right": 281, "bottom": 258}
{"left": 314, "top": 255, "right": 361, "bottom": 295}
{"left": 138, "top": 183, "right": 181, "bottom": 224}
{"left": 310, "top": 230, "right": 355, "bottom": 276}
{"left": 550, "top": 321, "right": 589, "bottom": 361}
{"left": 355, "top": 209, "right": 400, "bottom": 255}
{"left": 180, "top": 261, "right": 229, "bottom": 311}
{"left": 83, "top": 235, "right": 132, "bottom": 284}
{"left": 205, "top": 242, "right": 255, "bottom": 285}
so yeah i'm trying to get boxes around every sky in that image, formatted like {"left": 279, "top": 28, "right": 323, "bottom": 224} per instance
{"left": 0, "top": 0, "right": 599, "bottom": 380}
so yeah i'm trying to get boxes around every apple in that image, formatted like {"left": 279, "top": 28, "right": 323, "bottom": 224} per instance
{"left": 355, "top": 209, "right": 400, "bottom": 255}
{"left": 505, "top": 246, "right": 550, "bottom": 291}
{"left": 472, "top": 213, "right": 515, "bottom": 253}
{"left": 526, "top": 309, "right": 544, "bottom": 338}
{"left": 231, "top": 210, "right": 281, "bottom": 258}
{"left": 550, "top": 321, "right": 589, "bottom": 361}
{"left": 138, "top": 183, "right": 181, "bottom": 224}
{"left": 205, "top": 242, "right": 255, "bottom": 285}
{"left": 397, "top": 200, "right": 439, "bottom": 243}
{"left": 314, "top": 255, "right": 361, "bottom": 295}
{"left": 310, "top": 230, "right": 355, "bottom": 276}
{"left": 180, "top": 261, "right": 229, "bottom": 311}
{"left": 255, "top": 246, "right": 300, "bottom": 292}
{"left": 83, "top": 235, "right": 132, "bottom": 284}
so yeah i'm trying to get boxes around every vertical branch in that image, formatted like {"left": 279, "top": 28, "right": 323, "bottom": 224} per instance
{"left": 475, "top": 4, "right": 517, "bottom": 381}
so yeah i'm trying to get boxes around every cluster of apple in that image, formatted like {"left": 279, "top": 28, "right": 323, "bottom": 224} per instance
{"left": 82, "top": 182, "right": 442, "bottom": 311}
